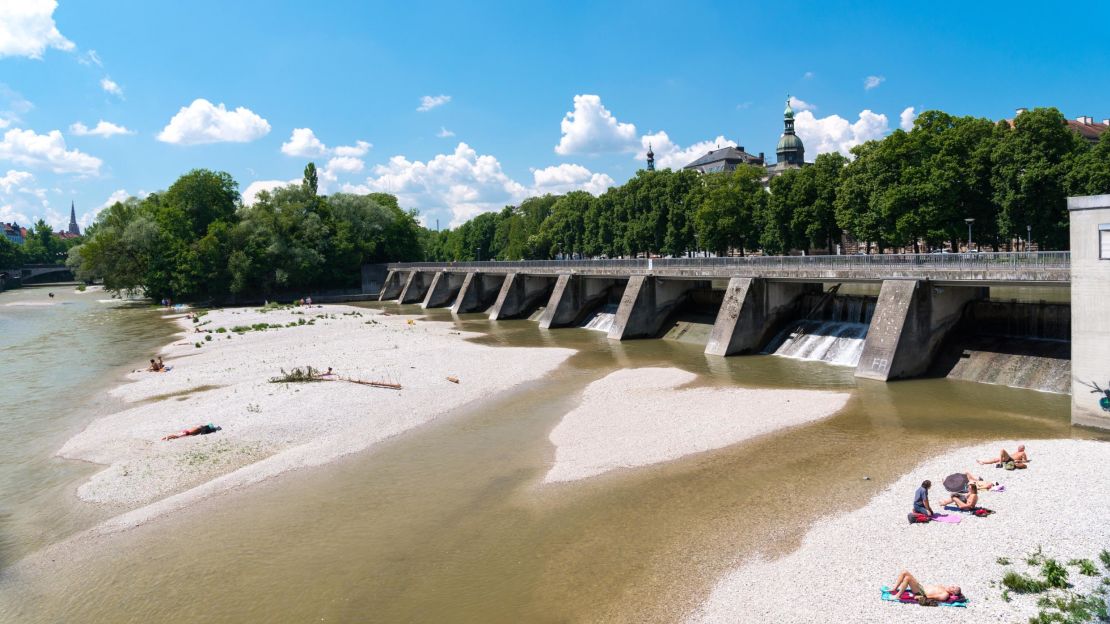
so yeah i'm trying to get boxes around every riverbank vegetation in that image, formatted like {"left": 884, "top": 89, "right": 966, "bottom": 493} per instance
{"left": 68, "top": 108, "right": 1110, "bottom": 300}
{"left": 425, "top": 107, "right": 1110, "bottom": 259}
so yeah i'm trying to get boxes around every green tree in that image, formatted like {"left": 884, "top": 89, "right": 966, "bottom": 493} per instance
{"left": 1067, "top": 131, "right": 1110, "bottom": 196}
{"left": 303, "top": 162, "right": 319, "bottom": 197}
{"left": 694, "top": 166, "right": 764, "bottom": 256}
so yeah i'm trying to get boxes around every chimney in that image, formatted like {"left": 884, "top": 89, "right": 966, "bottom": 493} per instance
{"left": 738, "top": 145, "right": 745, "bottom": 152}
{"left": 1015, "top": 107, "right": 1028, "bottom": 116}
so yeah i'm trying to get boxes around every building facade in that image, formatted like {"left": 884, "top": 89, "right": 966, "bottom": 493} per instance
{"left": 680, "top": 97, "right": 808, "bottom": 178}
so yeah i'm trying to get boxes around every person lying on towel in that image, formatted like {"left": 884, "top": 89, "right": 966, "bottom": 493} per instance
{"left": 889, "top": 570, "right": 964, "bottom": 604}
{"left": 162, "top": 423, "right": 221, "bottom": 441}
{"left": 939, "top": 483, "right": 978, "bottom": 510}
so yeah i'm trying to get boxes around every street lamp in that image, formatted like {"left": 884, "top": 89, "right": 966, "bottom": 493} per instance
{"left": 1027, "top": 225, "right": 1032, "bottom": 252}
{"left": 475, "top": 247, "right": 481, "bottom": 262}
{"left": 964, "top": 218, "right": 975, "bottom": 252}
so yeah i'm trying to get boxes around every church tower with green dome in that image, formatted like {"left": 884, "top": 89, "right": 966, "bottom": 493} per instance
{"left": 776, "top": 96, "right": 805, "bottom": 166}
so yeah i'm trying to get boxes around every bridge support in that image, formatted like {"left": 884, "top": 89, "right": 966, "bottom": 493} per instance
{"left": 398, "top": 271, "right": 432, "bottom": 304}
{"left": 451, "top": 272, "right": 505, "bottom": 314}
{"left": 378, "top": 270, "right": 405, "bottom": 301}
{"left": 538, "top": 275, "right": 622, "bottom": 329}
{"left": 1068, "top": 194, "right": 1110, "bottom": 430}
{"left": 608, "top": 276, "right": 699, "bottom": 340}
{"left": 421, "top": 271, "right": 465, "bottom": 309}
{"left": 489, "top": 273, "right": 557, "bottom": 320}
{"left": 704, "top": 278, "right": 810, "bottom": 356}
{"left": 855, "top": 279, "right": 986, "bottom": 381}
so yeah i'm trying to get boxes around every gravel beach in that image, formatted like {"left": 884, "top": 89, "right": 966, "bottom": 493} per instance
{"left": 544, "top": 367, "right": 851, "bottom": 483}
{"left": 688, "top": 439, "right": 1110, "bottom": 623}
{"left": 56, "top": 304, "right": 574, "bottom": 533}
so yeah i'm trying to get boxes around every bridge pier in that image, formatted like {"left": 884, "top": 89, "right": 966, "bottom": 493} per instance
{"left": 855, "top": 279, "right": 986, "bottom": 381}
{"left": 608, "top": 276, "right": 701, "bottom": 340}
{"left": 398, "top": 271, "right": 432, "bottom": 304}
{"left": 378, "top": 270, "right": 405, "bottom": 301}
{"left": 451, "top": 272, "right": 505, "bottom": 314}
{"left": 421, "top": 271, "right": 465, "bottom": 309}
{"left": 704, "top": 278, "right": 812, "bottom": 356}
{"left": 1068, "top": 194, "right": 1110, "bottom": 430}
{"left": 489, "top": 273, "right": 557, "bottom": 320}
{"left": 538, "top": 275, "right": 623, "bottom": 329}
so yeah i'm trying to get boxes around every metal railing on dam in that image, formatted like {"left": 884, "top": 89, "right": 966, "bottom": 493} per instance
{"left": 387, "top": 251, "right": 1071, "bottom": 285}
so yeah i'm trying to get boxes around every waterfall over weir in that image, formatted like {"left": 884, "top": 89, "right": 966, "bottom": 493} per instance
{"left": 580, "top": 304, "right": 619, "bottom": 333}
{"left": 762, "top": 295, "right": 877, "bottom": 367}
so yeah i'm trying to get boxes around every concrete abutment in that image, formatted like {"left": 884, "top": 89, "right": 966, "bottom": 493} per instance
{"left": 1068, "top": 194, "right": 1110, "bottom": 430}
{"left": 421, "top": 271, "right": 465, "bottom": 309}
{"left": 398, "top": 271, "right": 432, "bottom": 304}
{"left": 538, "top": 275, "right": 624, "bottom": 329}
{"left": 489, "top": 273, "right": 558, "bottom": 320}
{"left": 608, "top": 277, "right": 705, "bottom": 340}
{"left": 451, "top": 272, "right": 505, "bottom": 314}
{"left": 378, "top": 270, "right": 405, "bottom": 301}
{"left": 704, "top": 278, "right": 812, "bottom": 356}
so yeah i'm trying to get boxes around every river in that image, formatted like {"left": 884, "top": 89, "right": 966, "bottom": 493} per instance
{"left": 1, "top": 294, "right": 1103, "bottom": 623}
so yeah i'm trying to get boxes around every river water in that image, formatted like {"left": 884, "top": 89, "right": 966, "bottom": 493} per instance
{"left": 1, "top": 294, "right": 1104, "bottom": 623}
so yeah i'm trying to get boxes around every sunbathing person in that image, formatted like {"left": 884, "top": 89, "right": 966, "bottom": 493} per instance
{"left": 162, "top": 423, "right": 221, "bottom": 441}
{"left": 147, "top": 358, "right": 163, "bottom": 372}
{"left": 978, "top": 445, "right": 1029, "bottom": 467}
{"left": 940, "top": 483, "right": 979, "bottom": 510}
{"left": 890, "top": 570, "right": 963, "bottom": 602}
{"left": 963, "top": 471, "right": 1000, "bottom": 491}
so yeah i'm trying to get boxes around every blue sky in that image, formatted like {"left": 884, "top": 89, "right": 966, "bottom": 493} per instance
{"left": 2, "top": 1, "right": 1109, "bottom": 231}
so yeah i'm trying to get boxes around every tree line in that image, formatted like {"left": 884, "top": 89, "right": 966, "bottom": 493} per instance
{"left": 423, "top": 107, "right": 1110, "bottom": 260}
{"left": 0, "top": 220, "right": 82, "bottom": 268}
{"left": 68, "top": 164, "right": 423, "bottom": 300}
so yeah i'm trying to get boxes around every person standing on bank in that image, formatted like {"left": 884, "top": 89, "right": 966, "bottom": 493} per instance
{"left": 913, "top": 480, "right": 934, "bottom": 516}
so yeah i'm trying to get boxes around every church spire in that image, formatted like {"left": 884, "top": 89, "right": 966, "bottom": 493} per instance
{"left": 68, "top": 200, "right": 81, "bottom": 236}
{"left": 646, "top": 143, "right": 655, "bottom": 171}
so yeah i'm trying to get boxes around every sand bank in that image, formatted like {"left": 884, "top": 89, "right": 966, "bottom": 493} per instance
{"left": 689, "top": 439, "right": 1110, "bottom": 623}
{"left": 544, "top": 367, "right": 850, "bottom": 483}
{"left": 57, "top": 304, "right": 574, "bottom": 532}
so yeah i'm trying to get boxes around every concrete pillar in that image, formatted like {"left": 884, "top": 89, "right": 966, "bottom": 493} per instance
{"left": 421, "top": 271, "right": 465, "bottom": 309}
{"left": 704, "top": 278, "right": 809, "bottom": 356}
{"left": 538, "top": 275, "right": 621, "bottom": 329}
{"left": 378, "top": 270, "right": 404, "bottom": 301}
{"left": 398, "top": 271, "right": 432, "bottom": 304}
{"left": 1068, "top": 194, "right": 1110, "bottom": 430}
{"left": 855, "top": 279, "right": 986, "bottom": 381}
{"left": 488, "top": 273, "right": 556, "bottom": 320}
{"left": 607, "top": 277, "right": 696, "bottom": 340}
{"left": 451, "top": 272, "right": 505, "bottom": 314}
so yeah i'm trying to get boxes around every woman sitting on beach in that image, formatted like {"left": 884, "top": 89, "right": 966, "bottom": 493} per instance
{"left": 146, "top": 358, "right": 163, "bottom": 372}
{"left": 890, "top": 570, "right": 963, "bottom": 603}
{"left": 940, "top": 483, "right": 978, "bottom": 510}
{"left": 978, "top": 445, "right": 1029, "bottom": 468}
{"left": 162, "top": 423, "right": 221, "bottom": 441}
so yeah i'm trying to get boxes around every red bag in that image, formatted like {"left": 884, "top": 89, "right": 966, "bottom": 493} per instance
{"left": 907, "top": 512, "right": 932, "bottom": 523}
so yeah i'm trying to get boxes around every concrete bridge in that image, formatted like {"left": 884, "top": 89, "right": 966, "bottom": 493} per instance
{"left": 0, "top": 264, "right": 74, "bottom": 288}
{"left": 379, "top": 252, "right": 1070, "bottom": 383}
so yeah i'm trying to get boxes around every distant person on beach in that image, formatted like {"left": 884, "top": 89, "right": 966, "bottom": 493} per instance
{"left": 48, "top": 292, "right": 54, "bottom": 298}
{"left": 940, "top": 483, "right": 979, "bottom": 510}
{"left": 147, "top": 359, "right": 163, "bottom": 372}
{"left": 912, "top": 480, "right": 934, "bottom": 516}
{"left": 157, "top": 357, "right": 165, "bottom": 370}
{"left": 978, "top": 445, "right": 1028, "bottom": 469}
{"left": 889, "top": 570, "right": 963, "bottom": 603}
{"left": 962, "top": 471, "right": 1000, "bottom": 491}
{"left": 162, "top": 424, "right": 221, "bottom": 441}
{"left": 305, "top": 296, "right": 312, "bottom": 305}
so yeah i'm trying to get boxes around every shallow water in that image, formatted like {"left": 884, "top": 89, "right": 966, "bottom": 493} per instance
{"left": 2, "top": 299, "right": 1106, "bottom": 623}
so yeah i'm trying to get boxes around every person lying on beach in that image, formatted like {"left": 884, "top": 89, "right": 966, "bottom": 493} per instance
{"left": 162, "top": 424, "right": 221, "bottom": 441}
{"left": 912, "top": 480, "right": 934, "bottom": 516}
{"left": 889, "top": 570, "right": 964, "bottom": 603}
{"left": 147, "top": 358, "right": 163, "bottom": 372}
{"left": 963, "top": 472, "right": 1000, "bottom": 491}
{"left": 978, "top": 445, "right": 1029, "bottom": 467}
{"left": 940, "top": 483, "right": 979, "bottom": 510}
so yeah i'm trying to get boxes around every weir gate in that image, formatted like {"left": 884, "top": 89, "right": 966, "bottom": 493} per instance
{"left": 378, "top": 195, "right": 1110, "bottom": 431}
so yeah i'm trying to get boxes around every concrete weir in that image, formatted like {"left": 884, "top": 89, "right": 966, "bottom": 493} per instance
{"left": 489, "top": 273, "right": 557, "bottom": 320}
{"left": 421, "top": 271, "right": 465, "bottom": 309}
{"left": 397, "top": 271, "right": 432, "bottom": 304}
{"left": 608, "top": 277, "right": 706, "bottom": 340}
{"left": 538, "top": 275, "right": 624, "bottom": 329}
{"left": 378, "top": 270, "right": 405, "bottom": 301}
{"left": 704, "top": 278, "right": 811, "bottom": 356}
{"left": 855, "top": 280, "right": 986, "bottom": 381}
{"left": 451, "top": 272, "right": 505, "bottom": 314}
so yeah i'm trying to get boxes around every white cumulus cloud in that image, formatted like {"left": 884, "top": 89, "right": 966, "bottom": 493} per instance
{"left": 325, "top": 156, "right": 364, "bottom": 174}
{"left": 100, "top": 76, "right": 123, "bottom": 98}
{"left": 332, "top": 140, "right": 371, "bottom": 157}
{"left": 0, "top": 0, "right": 75, "bottom": 59}
{"left": 531, "top": 164, "right": 614, "bottom": 196}
{"left": 900, "top": 106, "right": 917, "bottom": 131}
{"left": 0, "top": 128, "right": 102, "bottom": 175}
{"left": 864, "top": 75, "right": 885, "bottom": 90}
{"left": 794, "top": 109, "right": 890, "bottom": 157}
{"left": 69, "top": 120, "right": 134, "bottom": 138}
{"left": 637, "top": 131, "right": 739, "bottom": 171}
{"left": 242, "top": 179, "right": 299, "bottom": 206}
{"left": 789, "top": 96, "right": 816, "bottom": 112}
{"left": 280, "top": 127, "right": 328, "bottom": 157}
{"left": 157, "top": 98, "right": 271, "bottom": 145}
{"left": 417, "top": 95, "right": 451, "bottom": 112}
{"left": 554, "top": 94, "right": 639, "bottom": 156}
{"left": 0, "top": 169, "right": 34, "bottom": 193}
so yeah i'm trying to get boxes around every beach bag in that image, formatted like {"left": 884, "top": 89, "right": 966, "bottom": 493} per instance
{"left": 907, "top": 512, "right": 931, "bottom": 524}
{"left": 973, "top": 507, "right": 994, "bottom": 517}
{"left": 1003, "top": 461, "right": 1016, "bottom": 471}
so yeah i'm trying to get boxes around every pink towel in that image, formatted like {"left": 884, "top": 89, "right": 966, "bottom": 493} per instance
{"left": 931, "top": 513, "right": 962, "bottom": 524}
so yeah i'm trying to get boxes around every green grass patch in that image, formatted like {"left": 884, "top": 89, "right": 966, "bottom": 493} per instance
{"left": 1042, "top": 559, "right": 1070, "bottom": 590}
{"left": 1100, "top": 550, "right": 1110, "bottom": 571}
{"left": 1003, "top": 571, "right": 1048, "bottom": 594}
{"left": 268, "top": 366, "right": 326, "bottom": 384}
{"left": 215, "top": 326, "right": 226, "bottom": 333}
{"left": 1068, "top": 559, "right": 1100, "bottom": 577}
{"left": 998, "top": 557, "right": 1012, "bottom": 565}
